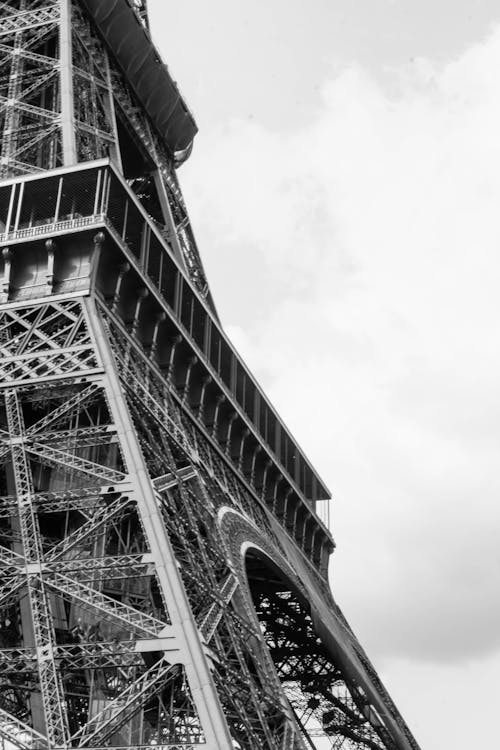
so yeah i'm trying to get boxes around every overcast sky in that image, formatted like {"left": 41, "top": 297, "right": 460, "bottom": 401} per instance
{"left": 148, "top": 2, "right": 500, "bottom": 748}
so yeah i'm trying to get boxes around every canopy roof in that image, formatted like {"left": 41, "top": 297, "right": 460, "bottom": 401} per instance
{"left": 81, "top": 0, "right": 198, "bottom": 161}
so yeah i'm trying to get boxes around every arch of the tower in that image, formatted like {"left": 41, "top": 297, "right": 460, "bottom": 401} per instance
{"left": 215, "top": 507, "right": 401, "bottom": 750}
{"left": 241, "top": 547, "right": 394, "bottom": 750}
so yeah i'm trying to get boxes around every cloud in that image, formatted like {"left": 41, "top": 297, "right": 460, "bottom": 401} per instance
{"left": 379, "top": 652, "right": 500, "bottom": 750}
{"left": 179, "top": 27, "right": 500, "bottom": 665}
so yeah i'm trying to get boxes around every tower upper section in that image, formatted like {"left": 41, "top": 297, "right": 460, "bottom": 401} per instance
{"left": 0, "top": 0, "right": 213, "bottom": 305}
{"left": 0, "top": 0, "right": 197, "bottom": 176}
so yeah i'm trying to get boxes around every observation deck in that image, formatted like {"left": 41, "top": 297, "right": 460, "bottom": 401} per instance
{"left": 0, "top": 160, "right": 334, "bottom": 575}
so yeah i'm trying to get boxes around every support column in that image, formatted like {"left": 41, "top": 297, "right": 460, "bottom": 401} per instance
{"left": 0, "top": 0, "right": 26, "bottom": 176}
{"left": 83, "top": 296, "right": 234, "bottom": 750}
{"left": 5, "top": 389, "right": 70, "bottom": 747}
{"left": 60, "top": 0, "right": 77, "bottom": 165}
{"left": 153, "top": 169, "right": 186, "bottom": 265}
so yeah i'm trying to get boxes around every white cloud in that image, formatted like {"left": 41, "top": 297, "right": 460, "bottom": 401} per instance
{"left": 178, "top": 23, "right": 500, "bottom": 742}
{"left": 379, "top": 651, "right": 500, "bottom": 750}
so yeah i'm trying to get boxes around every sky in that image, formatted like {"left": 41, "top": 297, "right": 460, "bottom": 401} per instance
{"left": 148, "top": 2, "right": 500, "bottom": 748}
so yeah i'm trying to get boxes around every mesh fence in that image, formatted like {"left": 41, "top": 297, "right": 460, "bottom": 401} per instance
{"left": 18, "top": 175, "right": 59, "bottom": 229}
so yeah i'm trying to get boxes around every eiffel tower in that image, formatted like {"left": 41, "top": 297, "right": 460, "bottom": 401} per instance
{"left": 0, "top": 2, "right": 421, "bottom": 749}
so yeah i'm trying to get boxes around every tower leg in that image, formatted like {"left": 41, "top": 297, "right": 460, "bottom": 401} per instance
{"left": 84, "top": 295, "right": 235, "bottom": 750}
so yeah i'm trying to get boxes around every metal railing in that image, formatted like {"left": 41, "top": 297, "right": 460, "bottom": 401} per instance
{"left": 0, "top": 162, "right": 332, "bottom": 520}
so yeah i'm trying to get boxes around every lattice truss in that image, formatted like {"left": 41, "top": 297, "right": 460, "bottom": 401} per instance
{"left": 0, "top": 300, "right": 100, "bottom": 387}
{"left": 0, "top": 0, "right": 61, "bottom": 177}
{"left": 70, "top": 3, "right": 118, "bottom": 163}
{"left": 0, "top": 0, "right": 118, "bottom": 178}
{"left": 251, "top": 586, "right": 394, "bottom": 750}
{"left": 0, "top": 294, "right": 406, "bottom": 750}
{"left": 0, "top": 299, "right": 208, "bottom": 750}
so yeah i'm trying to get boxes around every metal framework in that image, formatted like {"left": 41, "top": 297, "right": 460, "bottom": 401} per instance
{"left": 0, "top": 2, "right": 422, "bottom": 749}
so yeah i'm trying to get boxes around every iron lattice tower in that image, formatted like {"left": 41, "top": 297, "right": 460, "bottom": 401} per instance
{"left": 0, "top": 2, "right": 421, "bottom": 749}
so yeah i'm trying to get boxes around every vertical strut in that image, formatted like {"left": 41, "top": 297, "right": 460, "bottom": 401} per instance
{"left": 84, "top": 296, "right": 235, "bottom": 750}
{"left": 4, "top": 389, "right": 70, "bottom": 748}
{"left": 59, "top": 0, "right": 76, "bottom": 165}
{"left": 0, "top": 0, "right": 26, "bottom": 175}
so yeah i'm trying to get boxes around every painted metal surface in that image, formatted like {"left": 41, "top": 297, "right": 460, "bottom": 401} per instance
{"left": 0, "top": 2, "right": 421, "bottom": 749}
{"left": 79, "top": 0, "right": 197, "bottom": 156}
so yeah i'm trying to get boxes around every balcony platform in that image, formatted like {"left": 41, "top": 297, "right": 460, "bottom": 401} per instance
{"left": 0, "top": 161, "right": 333, "bottom": 569}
